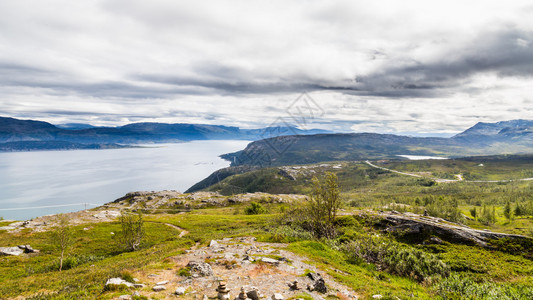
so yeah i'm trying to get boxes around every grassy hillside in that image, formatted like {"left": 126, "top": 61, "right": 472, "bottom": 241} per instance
{"left": 1, "top": 196, "right": 532, "bottom": 299}
{"left": 199, "top": 158, "right": 533, "bottom": 236}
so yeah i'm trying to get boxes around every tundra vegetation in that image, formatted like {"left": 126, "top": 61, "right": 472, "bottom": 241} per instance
{"left": 0, "top": 157, "right": 532, "bottom": 299}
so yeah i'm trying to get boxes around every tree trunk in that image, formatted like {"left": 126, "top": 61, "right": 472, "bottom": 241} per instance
{"left": 59, "top": 249, "right": 64, "bottom": 272}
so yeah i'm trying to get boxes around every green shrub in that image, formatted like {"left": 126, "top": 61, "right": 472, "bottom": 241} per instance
{"left": 177, "top": 266, "right": 191, "bottom": 277}
{"left": 120, "top": 271, "right": 135, "bottom": 283}
{"left": 342, "top": 234, "right": 450, "bottom": 282}
{"left": 426, "top": 197, "right": 464, "bottom": 224}
{"left": 244, "top": 202, "right": 267, "bottom": 215}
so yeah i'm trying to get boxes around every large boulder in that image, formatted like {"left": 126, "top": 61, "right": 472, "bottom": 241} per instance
{"left": 0, "top": 247, "right": 24, "bottom": 256}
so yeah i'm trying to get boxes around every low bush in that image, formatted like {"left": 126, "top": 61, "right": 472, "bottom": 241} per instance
{"left": 342, "top": 234, "right": 450, "bottom": 282}
{"left": 244, "top": 202, "right": 267, "bottom": 215}
{"left": 177, "top": 266, "right": 191, "bottom": 277}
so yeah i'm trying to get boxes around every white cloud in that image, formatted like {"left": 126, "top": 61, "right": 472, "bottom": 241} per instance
{"left": 0, "top": 0, "right": 532, "bottom": 133}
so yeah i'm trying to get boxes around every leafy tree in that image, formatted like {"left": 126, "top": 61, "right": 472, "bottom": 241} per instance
{"left": 470, "top": 207, "right": 477, "bottom": 219}
{"left": 503, "top": 201, "right": 513, "bottom": 221}
{"left": 307, "top": 172, "right": 341, "bottom": 238}
{"left": 50, "top": 214, "right": 74, "bottom": 272}
{"left": 117, "top": 211, "right": 145, "bottom": 251}
{"left": 479, "top": 205, "right": 496, "bottom": 225}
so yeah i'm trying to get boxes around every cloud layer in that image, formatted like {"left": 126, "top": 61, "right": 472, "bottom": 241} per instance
{"left": 0, "top": 0, "right": 532, "bottom": 133}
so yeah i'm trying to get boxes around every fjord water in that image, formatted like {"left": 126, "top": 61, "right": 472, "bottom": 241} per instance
{"left": 0, "top": 140, "right": 250, "bottom": 220}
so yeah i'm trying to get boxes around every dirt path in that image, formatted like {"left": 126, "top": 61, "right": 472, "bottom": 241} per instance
{"left": 146, "top": 221, "right": 189, "bottom": 237}
{"left": 124, "top": 237, "right": 359, "bottom": 300}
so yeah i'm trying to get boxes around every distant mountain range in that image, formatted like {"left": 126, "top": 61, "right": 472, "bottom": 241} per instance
{"left": 222, "top": 119, "right": 533, "bottom": 167}
{"left": 0, "top": 116, "right": 329, "bottom": 151}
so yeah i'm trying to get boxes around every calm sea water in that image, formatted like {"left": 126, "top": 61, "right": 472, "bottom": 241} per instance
{"left": 0, "top": 140, "right": 250, "bottom": 220}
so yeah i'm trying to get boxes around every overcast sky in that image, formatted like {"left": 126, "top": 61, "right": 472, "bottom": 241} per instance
{"left": 1, "top": 0, "right": 532, "bottom": 135}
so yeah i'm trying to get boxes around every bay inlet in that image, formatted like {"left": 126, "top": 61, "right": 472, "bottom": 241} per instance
{"left": 0, "top": 140, "right": 249, "bottom": 220}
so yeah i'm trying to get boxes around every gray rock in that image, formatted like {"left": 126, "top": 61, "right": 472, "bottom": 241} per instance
{"left": 306, "top": 272, "right": 322, "bottom": 281}
{"left": 210, "top": 240, "right": 219, "bottom": 247}
{"left": 260, "top": 257, "right": 279, "bottom": 265}
{"left": 133, "top": 283, "right": 145, "bottom": 288}
{"left": 187, "top": 261, "right": 213, "bottom": 276}
{"left": 118, "top": 295, "right": 131, "bottom": 300}
{"left": 0, "top": 246, "right": 24, "bottom": 256}
{"left": 153, "top": 285, "right": 166, "bottom": 292}
{"left": 311, "top": 278, "right": 327, "bottom": 293}
{"left": 175, "top": 287, "right": 186, "bottom": 295}
{"left": 17, "top": 245, "right": 40, "bottom": 253}
{"left": 105, "top": 278, "right": 134, "bottom": 288}
{"left": 306, "top": 273, "right": 327, "bottom": 293}
{"left": 246, "top": 289, "right": 260, "bottom": 300}
{"left": 379, "top": 211, "right": 532, "bottom": 248}
{"left": 271, "top": 293, "right": 284, "bottom": 300}
{"left": 156, "top": 280, "right": 169, "bottom": 285}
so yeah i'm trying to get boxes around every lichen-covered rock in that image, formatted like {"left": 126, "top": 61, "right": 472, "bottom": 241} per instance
{"left": 187, "top": 260, "right": 213, "bottom": 276}
{"left": 153, "top": 285, "right": 166, "bottom": 292}
{"left": 0, "top": 247, "right": 24, "bottom": 256}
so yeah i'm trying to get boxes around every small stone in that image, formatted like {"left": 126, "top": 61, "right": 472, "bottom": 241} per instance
{"left": 210, "top": 240, "right": 219, "bottom": 247}
{"left": 271, "top": 293, "right": 284, "bottom": 300}
{"left": 105, "top": 278, "right": 134, "bottom": 288}
{"left": 246, "top": 289, "right": 260, "bottom": 300}
{"left": 176, "top": 287, "right": 186, "bottom": 295}
{"left": 237, "top": 287, "right": 251, "bottom": 300}
{"left": 118, "top": 295, "right": 131, "bottom": 300}
{"left": 156, "top": 280, "right": 169, "bottom": 285}
{"left": 203, "top": 295, "right": 208, "bottom": 300}
{"left": 133, "top": 283, "right": 145, "bottom": 288}
{"left": 153, "top": 285, "right": 166, "bottom": 292}
{"left": 372, "top": 295, "right": 383, "bottom": 299}
{"left": 260, "top": 257, "right": 280, "bottom": 265}
{"left": 288, "top": 280, "right": 300, "bottom": 290}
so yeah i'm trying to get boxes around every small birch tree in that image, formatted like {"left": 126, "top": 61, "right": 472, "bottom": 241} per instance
{"left": 117, "top": 211, "right": 145, "bottom": 251}
{"left": 307, "top": 172, "right": 341, "bottom": 238}
{"left": 51, "top": 214, "right": 73, "bottom": 272}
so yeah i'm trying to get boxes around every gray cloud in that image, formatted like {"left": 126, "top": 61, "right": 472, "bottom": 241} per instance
{"left": 0, "top": 0, "right": 532, "bottom": 133}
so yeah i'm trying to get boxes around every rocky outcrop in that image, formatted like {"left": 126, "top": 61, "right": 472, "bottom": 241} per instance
{"left": 306, "top": 272, "right": 328, "bottom": 293}
{"left": 376, "top": 211, "right": 531, "bottom": 247}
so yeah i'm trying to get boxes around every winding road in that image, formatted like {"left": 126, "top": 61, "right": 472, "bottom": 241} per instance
{"left": 365, "top": 160, "right": 533, "bottom": 183}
